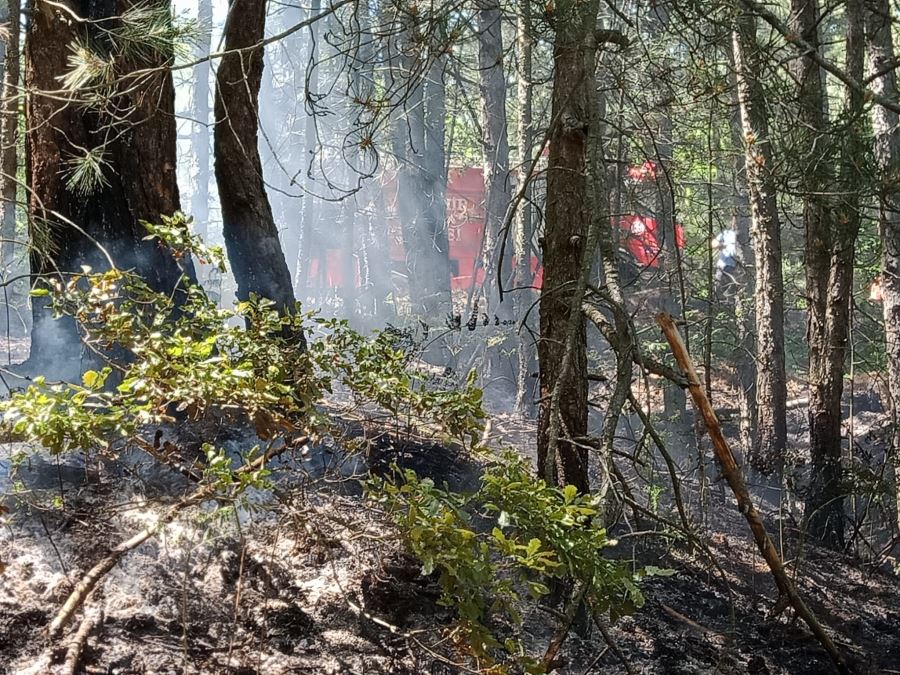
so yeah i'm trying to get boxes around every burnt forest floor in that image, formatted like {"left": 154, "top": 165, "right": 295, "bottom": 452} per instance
{"left": 1, "top": 401, "right": 900, "bottom": 675}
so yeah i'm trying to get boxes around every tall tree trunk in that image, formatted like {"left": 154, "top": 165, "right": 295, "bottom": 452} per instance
{"left": 213, "top": 0, "right": 297, "bottom": 320}
{"left": 514, "top": 0, "right": 535, "bottom": 413}
{"left": 792, "top": 0, "right": 836, "bottom": 541}
{"left": 477, "top": 0, "right": 512, "bottom": 313}
{"left": 190, "top": 0, "right": 212, "bottom": 242}
{"left": 421, "top": 56, "right": 452, "bottom": 317}
{"left": 25, "top": 0, "right": 192, "bottom": 369}
{"left": 393, "top": 51, "right": 428, "bottom": 314}
{"left": 588, "top": 40, "right": 623, "bottom": 502}
{"left": 340, "top": 0, "right": 377, "bottom": 323}
{"left": 350, "top": 0, "right": 391, "bottom": 324}
{"left": 477, "top": 0, "right": 513, "bottom": 393}
{"left": 537, "top": 0, "right": 599, "bottom": 490}
{"left": 647, "top": 0, "right": 686, "bottom": 425}
{"left": 0, "top": 0, "right": 19, "bottom": 331}
{"left": 338, "top": 186, "right": 356, "bottom": 320}
{"left": 393, "top": 38, "right": 451, "bottom": 319}
{"left": 295, "top": 0, "right": 321, "bottom": 298}
{"left": 726, "top": 47, "right": 758, "bottom": 458}
{"left": 802, "top": 0, "right": 863, "bottom": 549}
{"left": 864, "top": 0, "right": 900, "bottom": 537}
{"left": 732, "top": 9, "right": 787, "bottom": 474}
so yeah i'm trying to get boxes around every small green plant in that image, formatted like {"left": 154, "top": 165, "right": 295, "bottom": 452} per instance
{"left": 366, "top": 451, "right": 654, "bottom": 672}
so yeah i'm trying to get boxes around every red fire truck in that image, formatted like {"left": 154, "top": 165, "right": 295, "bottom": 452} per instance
{"left": 303, "top": 163, "right": 683, "bottom": 292}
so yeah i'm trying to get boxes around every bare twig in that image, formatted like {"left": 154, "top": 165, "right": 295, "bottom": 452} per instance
{"left": 626, "top": 389, "right": 691, "bottom": 533}
{"left": 542, "top": 583, "right": 588, "bottom": 670}
{"left": 589, "top": 605, "right": 636, "bottom": 675}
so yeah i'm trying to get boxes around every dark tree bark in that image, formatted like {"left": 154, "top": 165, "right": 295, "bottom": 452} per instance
{"left": 214, "top": 0, "right": 297, "bottom": 317}
{"left": 0, "top": 0, "right": 20, "bottom": 339}
{"left": 26, "top": 0, "right": 192, "bottom": 368}
{"left": 791, "top": 0, "right": 831, "bottom": 340}
{"left": 792, "top": 0, "right": 836, "bottom": 541}
{"left": 537, "top": 0, "right": 599, "bottom": 491}
{"left": 731, "top": 9, "right": 787, "bottom": 474}
{"left": 802, "top": 0, "right": 864, "bottom": 549}
{"left": 477, "top": 0, "right": 514, "bottom": 394}
{"left": 0, "top": 0, "right": 19, "bottom": 276}
{"left": 864, "top": 0, "right": 900, "bottom": 536}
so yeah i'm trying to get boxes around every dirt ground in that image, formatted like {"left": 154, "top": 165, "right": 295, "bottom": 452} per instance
{"left": 2, "top": 405, "right": 900, "bottom": 674}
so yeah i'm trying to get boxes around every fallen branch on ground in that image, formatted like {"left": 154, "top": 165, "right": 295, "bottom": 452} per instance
{"left": 656, "top": 313, "right": 849, "bottom": 674}
{"left": 660, "top": 603, "right": 721, "bottom": 637}
{"left": 62, "top": 607, "right": 104, "bottom": 675}
{"left": 46, "top": 436, "right": 307, "bottom": 639}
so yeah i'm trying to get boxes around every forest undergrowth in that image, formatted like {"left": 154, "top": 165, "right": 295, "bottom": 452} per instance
{"left": 3, "top": 405, "right": 900, "bottom": 674}
{"left": 0, "top": 226, "right": 898, "bottom": 674}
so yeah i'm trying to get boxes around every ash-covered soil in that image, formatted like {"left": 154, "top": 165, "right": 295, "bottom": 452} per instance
{"left": 2, "top": 411, "right": 899, "bottom": 675}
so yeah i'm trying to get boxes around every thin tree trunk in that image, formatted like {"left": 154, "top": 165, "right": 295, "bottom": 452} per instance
{"left": 477, "top": 0, "right": 513, "bottom": 393}
{"left": 355, "top": 29, "right": 390, "bottom": 323}
{"left": 341, "top": 0, "right": 377, "bottom": 323}
{"left": 393, "top": 40, "right": 451, "bottom": 319}
{"left": 732, "top": 9, "right": 787, "bottom": 474}
{"left": 646, "top": 1, "right": 686, "bottom": 425}
{"left": 803, "top": 0, "right": 864, "bottom": 549}
{"left": 0, "top": 0, "right": 19, "bottom": 295}
{"left": 339, "top": 193, "right": 356, "bottom": 320}
{"left": 421, "top": 56, "right": 452, "bottom": 317}
{"left": 588, "top": 47, "right": 624, "bottom": 500}
{"left": 295, "top": 0, "right": 321, "bottom": 299}
{"left": 864, "top": 0, "right": 900, "bottom": 537}
{"left": 477, "top": 0, "right": 512, "bottom": 313}
{"left": 514, "top": 0, "right": 535, "bottom": 413}
{"left": 190, "top": 0, "right": 212, "bottom": 242}
{"left": 0, "top": 0, "right": 19, "bottom": 342}
{"left": 727, "top": 68, "right": 758, "bottom": 459}
{"left": 213, "top": 0, "right": 297, "bottom": 320}
{"left": 536, "top": 0, "right": 599, "bottom": 490}
{"left": 393, "top": 50, "right": 428, "bottom": 314}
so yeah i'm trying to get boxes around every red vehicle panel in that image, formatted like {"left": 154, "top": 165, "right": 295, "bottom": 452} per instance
{"left": 306, "top": 166, "right": 683, "bottom": 291}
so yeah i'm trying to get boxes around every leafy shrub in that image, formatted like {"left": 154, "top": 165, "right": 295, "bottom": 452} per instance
{"left": 367, "top": 450, "right": 652, "bottom": 672}
{"left": 3, "top": 215, "right": 486, "bottom": 487}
